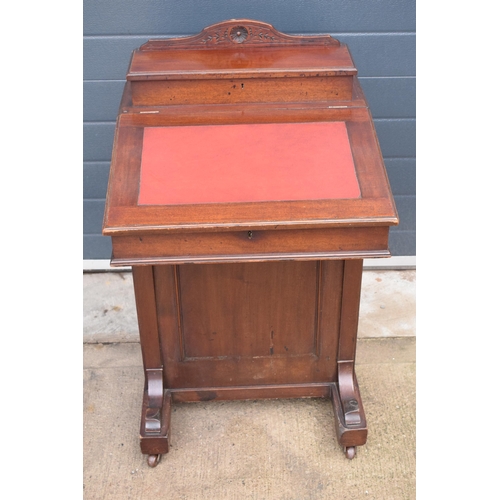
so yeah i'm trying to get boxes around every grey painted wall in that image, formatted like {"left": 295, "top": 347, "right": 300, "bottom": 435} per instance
{"left": 83, "top": 0, "right": 416, "bottom": 259}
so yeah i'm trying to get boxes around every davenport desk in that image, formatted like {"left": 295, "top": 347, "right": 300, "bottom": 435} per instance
{"left": 102, "top": 20, "right": 399, "bottom": 467}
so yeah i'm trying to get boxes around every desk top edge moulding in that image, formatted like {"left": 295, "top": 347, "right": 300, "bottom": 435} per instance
{"left": 102, "top": 19, "right": 399, "bottom": 467}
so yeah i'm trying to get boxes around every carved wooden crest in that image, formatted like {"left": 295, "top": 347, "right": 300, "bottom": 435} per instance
{"left": 140, "top": 19, "right": 339, "bottom": 50}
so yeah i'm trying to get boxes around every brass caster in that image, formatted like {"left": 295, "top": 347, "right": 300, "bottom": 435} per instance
{"left": 147, "top": 454, "right": 161, "bottom": 467}
{"left": 345, "top": 446, "right": 356, "bottom": 460}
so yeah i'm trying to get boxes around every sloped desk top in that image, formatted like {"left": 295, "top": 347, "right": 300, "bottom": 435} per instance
{"left": 138, "top": 121, "right": 360, "bottom": 206}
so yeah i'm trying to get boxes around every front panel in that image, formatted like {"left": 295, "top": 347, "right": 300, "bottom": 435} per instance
{"left": 154, "top": 260, "right": 345, "bottom": 389}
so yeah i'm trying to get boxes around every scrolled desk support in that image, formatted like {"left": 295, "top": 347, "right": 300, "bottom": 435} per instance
{"left": 144, "top": 369, "right": 163, "bottom": 434}
{"left": 331, "top": 363, "right": 367, "bottom": 459}
{"left": 133, "top": 266, "right": 172, "bottom": 467}
{"left": 140, "top": 384, "right": 171, "bottom": 468}
{"left": 330, "top": 260, "right": 368, "bottom": 459}
{"left": 140, "top": 383, "right": 172, "bottom": 467}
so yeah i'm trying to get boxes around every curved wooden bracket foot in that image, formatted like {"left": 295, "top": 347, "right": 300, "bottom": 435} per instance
{"left": 338, "top": 362, "right": 363, "bottom": 428}
{"left": 331, "top": 362, "right": 367, "bottom": 455}
{"left": 144, "top": 369, "right": 163, "bottom": 434}
{"left": 140, "top": 368, "right": 171, "bottom": 459}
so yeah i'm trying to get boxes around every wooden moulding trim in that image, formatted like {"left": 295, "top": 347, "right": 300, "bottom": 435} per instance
{"left": 127, "top": 68, "right": 357, "bottom": 81}
{"left": 103, "top": 213, "right": 399, "bottom": 236}
{"left": 121, "top": 101, "right": 367, "bottom": 115}
{"left": 138, "top": 19, "right": 340, "bottom": 51}
{"left": 169, "top": 382, "right": 333, "bottom": 403}
{"left": 103, "top": 217, "right": 399, "bottom": 236}
{"left": 110, "top": 250, "right": 391, "bottom": 267}
{"left": 119, "top": 102, "right": 368, "bottom": 124}
{"left": 103, "top": 219, "right": 399, "bottom": 235}
{"left": 127, "top": 66, "right": 357, "bottom": 82}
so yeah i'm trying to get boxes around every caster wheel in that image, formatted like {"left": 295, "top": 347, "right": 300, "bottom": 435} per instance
{"left": 147, "top": 454, "right": 161, "bottom": 467}
{"left": 345, "top": 446, "right": 356, "bottom": 460}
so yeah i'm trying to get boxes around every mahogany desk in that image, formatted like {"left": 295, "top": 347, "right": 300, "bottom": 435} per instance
{"left": 102, "top": 20, "right": 399, "bottom": 467}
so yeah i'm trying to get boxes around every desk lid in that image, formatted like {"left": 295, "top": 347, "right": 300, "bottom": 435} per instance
{"left": 103, "top": 21, "right": 398, "bottom": 237}
{"left": 103, "top": 107, "right": 398, "bottom": 234}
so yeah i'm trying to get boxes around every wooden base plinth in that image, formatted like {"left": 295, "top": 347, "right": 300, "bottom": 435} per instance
{"left": 134, "top": 259, "right": 367, "bottom": 465}
{"left": 138, "top": 381, "right": 367, "bottom": 464}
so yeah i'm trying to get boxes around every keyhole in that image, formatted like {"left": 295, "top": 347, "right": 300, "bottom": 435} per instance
{"left": 248, "top": 231, "right": 253, "bottom": 239}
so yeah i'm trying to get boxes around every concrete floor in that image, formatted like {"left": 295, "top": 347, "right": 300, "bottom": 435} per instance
{"left": 83, "top": 270, "right": 416, "bottom": 343}
{"left": 83, "top": 270, "right": 416, "bottom": 499}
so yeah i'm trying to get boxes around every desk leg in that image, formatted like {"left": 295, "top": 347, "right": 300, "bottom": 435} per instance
{"left": 132, "top": 266, "right": 171, "bottom": 467}
{"left": 331, "top": 259, "right": 368, "bottom": 459}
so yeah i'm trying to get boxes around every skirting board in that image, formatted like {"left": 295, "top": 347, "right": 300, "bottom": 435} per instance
{"left": 83, "top": 256, "right": 415, "bottom": 272}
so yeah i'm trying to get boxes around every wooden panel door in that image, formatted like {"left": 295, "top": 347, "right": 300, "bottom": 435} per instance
{"left": 154, "top": 260, "right": 345, "bottom": 390}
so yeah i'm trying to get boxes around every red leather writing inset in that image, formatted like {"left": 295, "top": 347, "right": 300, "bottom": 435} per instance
{"left": 138, "top": 121, "right": 360, "bottom": 205}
